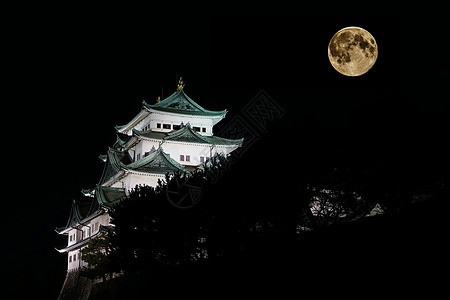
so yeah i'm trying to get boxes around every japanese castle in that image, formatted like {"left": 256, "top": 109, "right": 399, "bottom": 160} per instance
{"left": 56, "top": 79, "right": 243, "bottom": 271}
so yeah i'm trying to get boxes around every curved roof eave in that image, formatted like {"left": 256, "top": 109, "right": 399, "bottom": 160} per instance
{"left": 143, "top": 88, "right": 227, "bottom": 117}
{"left": 115, "top": 108, "right": 150, "bottom": 134}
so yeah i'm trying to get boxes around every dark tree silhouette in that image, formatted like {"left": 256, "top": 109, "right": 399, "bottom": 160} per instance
{"left": 79, "top": 151, "right": 446, "bottom": 283}
{"left": 80, "top": 154, "right": 233, "bottom": 278}
{"left": 80, "top": 234, "right": 116, "bottom": 281}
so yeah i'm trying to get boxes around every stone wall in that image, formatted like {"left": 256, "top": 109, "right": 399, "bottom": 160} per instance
{"left": 57, "top": 270, "right": 92, "bottom": 300}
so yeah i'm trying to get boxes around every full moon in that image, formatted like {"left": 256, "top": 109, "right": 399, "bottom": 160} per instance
{"left": 328, "top": 26, "right": 378, "bottom": 76}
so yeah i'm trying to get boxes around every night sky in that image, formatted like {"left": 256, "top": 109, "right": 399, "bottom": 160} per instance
{"left": 5, "top": 13, "right": 449, "bottom": 298}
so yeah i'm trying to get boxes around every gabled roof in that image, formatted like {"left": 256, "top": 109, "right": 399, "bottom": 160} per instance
{"left": 133, "top": 124, "right": 244, "bottom": 147}
{"left": 95, "top": 185, "right": 126, "bottom": 208}
{"left": 164, "top": 123, "right": 210, "bottom": 144}
{"left": 55, "top": 198, "right": 99, "bottom": 234}
{"left": 98, "top": 148, "right": 132, "bottom": 185}
{"left": 56, "top": 186, "right": 126, "bottom": 234}
{"left": 56, "top": 200, "right": 81, "bottom": 233}
{"left": 113, "top": 132, "right": 133, "bottom": 149}
{"left": 98, "top": 146, "right": 186, "bottom": 185}
{"left": 115, "top": 88, "right": 227, "bottom": 134}
{"left": 132, "top": 129, "right": 167, "bottom": 141}
{"left": 143, "top": 88, "right": 227, "bottom": 117}
{"left": 164, "top": 123, "right": 244, "bottom": 146}
{"left": 125, "top": 146, "right": 186, "bottom": 175}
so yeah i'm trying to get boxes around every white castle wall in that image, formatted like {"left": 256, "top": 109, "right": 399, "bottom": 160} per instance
{"left": 161, "top": 142, "right": 213, "bottom": 166}
{"left": 126, "top": 173, "right": 165, "bottom": 192}
{"left": 134, "top": 140, "right": 160, "bottom": 160}
{"left": 133, "top": 140, "right": 236, "bottom": 168}
{"left": 142, "top": 111, "right": 215, "bottom": 136}
{"left": 66, "top": 213, "right": 111, "bottom": 271}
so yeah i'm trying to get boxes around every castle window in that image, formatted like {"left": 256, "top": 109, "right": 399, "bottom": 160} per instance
{"left": 157, "top": 123, "right": 161, "bottom": 128}
{"left": 202, "top": 127, "right": 206, "bottom": 133}
{"left": 73, "top": 254, "right": 76, "bottom": 261}
{"left": 193, "top": 126, "right": 200, "bottom": 132}
{"left": 173, "top": 124, "right": 181, "bottom": 130}
{"left": 163, "top": 124, "right": 171, "bottom": 129}
{"left": 180, "top": 155, "right": 184, "bottom": 161}
{"left": 69, "top": 256, "right": 72, "bottom": 263}
{"left": 200, "top": 156, "right": 204, "bottom": 163}
{"left": 186, "top": 155, "right": 190, "bottom": 162}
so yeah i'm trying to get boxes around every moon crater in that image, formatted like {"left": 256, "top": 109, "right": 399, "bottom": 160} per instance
{"left": 328, "top": 27, "right": 378, "bottom": 76}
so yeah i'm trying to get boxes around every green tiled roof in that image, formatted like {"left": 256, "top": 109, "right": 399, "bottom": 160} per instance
{"left": 98, "top": 148, "right": 132, "bottom": 185}
{"left": 55, "top": 198, "right": 97, "bottom": 233}
{"left": 115, "top": 88, "right": 226, "bottom": 134}
{"left": 132, "top": 129, "right": 167, "bottom": 140}
{"left": 56, "top": 186, "right": 126, "bottom": 233}
{"left": 164, "top": 123, "right": 210, "bottom": 144}
{"left": 133, "top": 124, "right": 243, "bottom": 147}
{"left": 125, "top": 146, "right": 186, "bottom": 174}
{"left": 95, "top": 186, "right": 126, "bottom": 208}
{"left": 98, "top": 146, "right": 186, "bottom": 185}
{"left": 143, "top": 88, "right": 227, "bottom": 117}
{"left": 59, "top": 200, "right": 83, "bottom": 232}
{"left": 113, "top": 133, "right": 133, "bottom": 148}
{"left": 204, "top": 135, "right": 244, "bottom": 147}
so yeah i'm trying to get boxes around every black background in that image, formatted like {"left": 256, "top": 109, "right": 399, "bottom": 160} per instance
{"left": 4, "top": 12, "right": 449, "bottom": 298}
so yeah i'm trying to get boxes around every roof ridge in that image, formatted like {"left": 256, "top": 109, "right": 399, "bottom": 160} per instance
{"left": 204, "top": 135, "right": 245, "bottom": 146}
{"left": 124, "top": 146, "right": 185, "bottom": 173}
{"left": 143, "top": 89, "right": 227, "bottom": 116}
{"left": 95, "top": 185, "right": 126, "bottom": 207}
{"left": 164, "top": 123, "right": 210, "bottom": 144}
{"left": 132, "top": 128, "right": 167, "bottom": 140}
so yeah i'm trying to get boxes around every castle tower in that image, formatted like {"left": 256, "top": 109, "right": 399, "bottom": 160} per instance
{"left": 56, "top": 83, "right": 243, "bottom": 272}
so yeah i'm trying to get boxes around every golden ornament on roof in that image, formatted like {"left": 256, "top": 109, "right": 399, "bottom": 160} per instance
{"left": 177, "top": 77, "right": 185, "bottom": 90}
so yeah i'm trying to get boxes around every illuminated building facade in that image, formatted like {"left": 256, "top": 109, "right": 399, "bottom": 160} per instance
{"left": 56, "top": 80, "right": 243, "bottom": 271}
